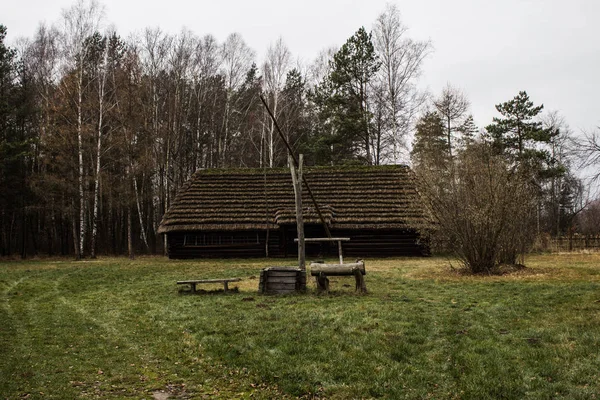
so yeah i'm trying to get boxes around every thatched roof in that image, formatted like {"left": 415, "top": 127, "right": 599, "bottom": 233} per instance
{"left": 157, "top": 165, "right": 429, "bottom": 233}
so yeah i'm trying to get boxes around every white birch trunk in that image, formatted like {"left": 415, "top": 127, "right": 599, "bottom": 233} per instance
{"left": 77, "top": 64, "right": 85, "bottom": 259}
{"left": 91, "top": 45, "right": 108, "bottom": 259}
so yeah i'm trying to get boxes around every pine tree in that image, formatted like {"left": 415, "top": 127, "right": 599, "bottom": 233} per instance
{"left": 485, "top": 91, "right": 550, "bottom": 162}
{"left": 312, "top": 27, "right": 380, "bottom": 165}
{"left": 0, "top": 25, "right": 36, "bottom": 257}
{"left": 280, "top": 68, "right": 309, "bottom": 157}
{"left": 457, "top": 114, "right": 478, "bottom": 148}
{"left": 411, "top": 111, "right": 448, "bottom": 171}
{"left": 0, "top": 24, "right": 18, "bottom": 255}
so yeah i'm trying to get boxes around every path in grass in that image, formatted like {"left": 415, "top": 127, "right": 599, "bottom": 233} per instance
{"left": 1, "top": 254, "right": 599, "bottom": 399}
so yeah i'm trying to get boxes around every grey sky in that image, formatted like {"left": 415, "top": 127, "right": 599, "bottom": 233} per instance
{"left": 3, "top": 0, "right": 600, "bottom": 134}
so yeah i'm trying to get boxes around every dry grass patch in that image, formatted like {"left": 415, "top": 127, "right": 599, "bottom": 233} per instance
{"left": 402, "top": 253, "right": 600, "bottom": 282}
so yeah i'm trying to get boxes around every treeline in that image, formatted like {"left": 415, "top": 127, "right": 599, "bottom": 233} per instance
{"left": 0, "top": 1, "right": 431, "bottom": 258}
{"left": 411, "top": 89, "right": 600, "bottom": 271}
{"left": 412, "top": 88, "right": 586, "bottom": 239}
{"left": 2, "top": 1, "right": 599, "bottom": 259}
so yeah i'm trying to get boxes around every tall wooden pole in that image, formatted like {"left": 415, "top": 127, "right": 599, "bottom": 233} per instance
{"left": 260, "top": 94, "right": 332, "bottom": 239}
{"left": 290, "top": 154, "right": 305, "bottom": 270}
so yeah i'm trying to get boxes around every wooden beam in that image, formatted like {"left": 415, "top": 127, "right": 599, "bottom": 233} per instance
{"left": 295, "top": 237, "right": 350, "bottom": 242}
{"left": 290, "top": 154, "right": 305, "bottom": 271}
{"left": 260, "top": 94, "right": 332, "bottom": 239}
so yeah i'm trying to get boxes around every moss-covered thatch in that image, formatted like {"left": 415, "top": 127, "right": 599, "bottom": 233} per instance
{"left": 157, "top": 165, "right": 429, "bottom": 234}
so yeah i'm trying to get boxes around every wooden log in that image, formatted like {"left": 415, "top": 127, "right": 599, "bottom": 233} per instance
{"left": 259, "top": 270, "right": 265, "bottom": 293}
{"left": 295, "top": 237, "right": 350, "bottom": 242}
{"left": 316, "top": 272, "right": 330, "bottom": 293}
{"left": 309, "top": 261, "right": 365, "bottom": 276}
{"left": 290, "top": 154, "right": 305, "bottom": 270}
{"left": 354, "top": 267, "right": 367, "bottom": 293}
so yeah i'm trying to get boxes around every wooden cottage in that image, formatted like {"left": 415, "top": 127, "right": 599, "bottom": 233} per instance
{"left": 157, "top": 165, "right": 430, "bottom": 259}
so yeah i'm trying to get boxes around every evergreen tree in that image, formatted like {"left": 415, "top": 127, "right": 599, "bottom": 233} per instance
{"left": 486, "top": 91, "right": 576, "bottom": 237}
{"left": 280, "top": 68, "right": 309, "bottom": 157}
{"left": 0, "top": 25, "right": 16, "bottom": 179}
{"left": 411, "top": 111, "right": 448, "bottom": 171}
{"left": 0, "top": 25, "right": 36, "bottom": 257}
{"left": 0, "top": 24, "right": 18, "bottom": 255}
{"left": 457, "top": 114, "right": 477, "bottom": 148}
{"left": 486, "top": 91, "right": 550, "bottom": 163}
{"left": 311, "top": 27, "right": 380, "bottom": 165}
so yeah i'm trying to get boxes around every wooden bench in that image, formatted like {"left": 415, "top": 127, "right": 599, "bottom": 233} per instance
{"left": 177, "top": 278, "right": 241, "bottom": 293}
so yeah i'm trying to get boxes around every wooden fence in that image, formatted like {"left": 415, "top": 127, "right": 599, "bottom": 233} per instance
{"left": 549, "top": 236, "right": 600, "bottom": 252}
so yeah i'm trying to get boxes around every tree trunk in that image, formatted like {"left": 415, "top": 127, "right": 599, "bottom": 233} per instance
{"left": 91, "top": 79, "right": 104, "bottom": 259}
{"left": 20, "top": 209, "right": 26, "bottom": 260}
{"left": 128, "top": 205, "right": 134, "bottom": 260}
{"left": 71, "top": 200, "right": 80, "bottom": 260}
{"left": 77, "top": 66, "right": 86, "bottom": 258}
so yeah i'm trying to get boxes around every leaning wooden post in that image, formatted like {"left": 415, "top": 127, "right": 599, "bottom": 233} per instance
{"left": 290, "top": 154, "right": 305, "bottom": 270}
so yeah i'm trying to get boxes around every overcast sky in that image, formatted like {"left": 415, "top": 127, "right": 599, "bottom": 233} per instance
{"left": 3, "top": 0, "right": 600, "bottom": 135}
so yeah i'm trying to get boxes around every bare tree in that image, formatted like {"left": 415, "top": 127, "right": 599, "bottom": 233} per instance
{"left": 139, "top": 27, "right": 172, "bottom": 253}
{"left": 59, "top": 0, "right": 104, "bottom": 258}
{"left": 220, "top": 33, "right": 255, "bottom": 166}
{"left": 433, "top": 84, "right": 470, "bottom": 158}
{"left": 24, "top": 24, "right": 60, "bottom": 145}
{"left": 90, "top": 32, "right": 109, "bottom": 258}
{"left": 577, "top": 198, "right": 600, "bottom": 235}
{"left": 307, "top": 46, "right": 337, "bottom": 88}
{"left": 191, "top": 34, "right": 221, "bottom": 168}
{"left": 168, "top": 27, "right": 197, "bottom": 183}
{"left": 373, "top": 3, "right": 431, "bottom": 163}
{"left": 262, "top": 37, "right": 291, "bottom": 167}
{"left": 575, "top": 127, "right": 600, "bottom": 188}
{"left": 539, "top": 111, "right": 576, "bottom": 235}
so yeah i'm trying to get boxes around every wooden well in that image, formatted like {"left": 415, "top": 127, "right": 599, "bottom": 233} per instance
{"left": 259, "top": 267, "right": 306, "bottom": 294}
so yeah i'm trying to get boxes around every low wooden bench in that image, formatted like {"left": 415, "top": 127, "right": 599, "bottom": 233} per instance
{"left": 177, "top": 278, "right": 241, "bottom": 293}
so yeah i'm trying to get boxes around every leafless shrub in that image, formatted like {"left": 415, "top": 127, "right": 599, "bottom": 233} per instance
{"left": 576, "top": 198, "right": 600, "bottom": 236}
{"left": 416, "top": 142, "right": 537, "bottom": 273}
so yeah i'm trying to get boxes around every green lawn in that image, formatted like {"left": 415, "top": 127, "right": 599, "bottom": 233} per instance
{"left": 1, "top": 254, "right": 599, "bottom": 399}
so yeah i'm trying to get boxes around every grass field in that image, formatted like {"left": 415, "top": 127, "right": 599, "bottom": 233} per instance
{"left": 1, "top": 254, "right": 600, "bottom": 399}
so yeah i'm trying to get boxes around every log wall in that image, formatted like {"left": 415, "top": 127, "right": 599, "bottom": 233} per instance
{"left": 166, "top": 227, "right": 428, "bottom": 259}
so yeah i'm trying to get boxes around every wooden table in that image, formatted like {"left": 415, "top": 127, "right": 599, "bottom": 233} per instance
{"left": 294, "top": 237, "right": 350, "bottom": 264}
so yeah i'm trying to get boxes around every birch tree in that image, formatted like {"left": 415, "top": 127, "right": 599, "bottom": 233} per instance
{"left": 60, "top": 0, "right": 104, "bottom": 258}
{"left": 139, "top": 28, "right": 172, "bottom": 252}
{"left": 262, "top": 37, "right": 290, "bottom": 167}
{"left": 373, "top": 4, "right": 431, "bottom": 163}
{"left": 191, "top": 34, "right": 221, "bottom": 170}
{"left": 220, "top": 33, "right": 255, "bottom": 166}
